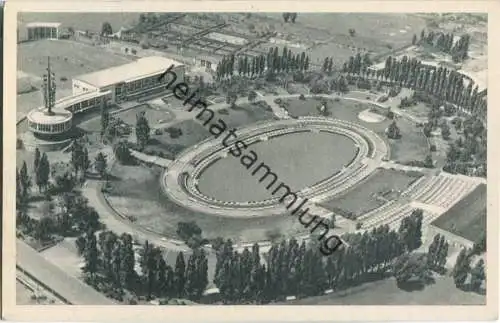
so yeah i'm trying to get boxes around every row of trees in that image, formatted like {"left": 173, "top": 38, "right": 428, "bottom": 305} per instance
{"left": 33, "top": 149, "right": 51, "bottom": 193}
{"left": 322, "top": 57, "right": 334, "bottom": 74}
{"left": 414, "top": 30, "right": 471, "bottom": 62}
{"left": 216, "top": 47, "right": 311, "bottom": 81}
{"left": 343, "top": 53, "right": 487, "bottom": 123}
{"left": 71, "top": 206, "right": 439, "bottom": 304}
{"left": 282, "top": 13, "right": 298, "bottom": 23}
{"left": 212, "top": 209, "right": 426, "bottom": 303}
{"left": 427, "top": 234, "right": 449, "bottom": 272}
{"left": 341, "top": 52, "right": 372, "bottom": 76}
{"left": 77, "top": 230, "right": 209, "bottom": 302}
{"left": 381, "top": 55, "right": 486, "bottom": 117}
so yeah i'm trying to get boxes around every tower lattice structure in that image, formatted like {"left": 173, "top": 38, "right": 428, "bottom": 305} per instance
{"left": 42, "top": 56, "right": 56, "bottom": 115}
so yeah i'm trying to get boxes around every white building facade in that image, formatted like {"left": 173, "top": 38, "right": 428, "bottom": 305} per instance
{"left": 72, "top": 56, "right": 185, "bottom": 103}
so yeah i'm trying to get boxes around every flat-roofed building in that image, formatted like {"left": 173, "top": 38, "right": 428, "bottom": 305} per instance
{"left": 26, "top": 22, "right": 61, "bottom": 40}
{"left": 72, "top": 56, "right": 185, "bottom": 103}
{"left": 27, "top": 90, "right": 112, "bottom": 136}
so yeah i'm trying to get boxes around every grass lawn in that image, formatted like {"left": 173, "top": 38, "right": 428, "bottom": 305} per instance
{"left": 219, "top": 102, "right": 277, "bottom": 129}
{"left": 284, "top": 97, "right": 429, "bottom": 163}
{"left": 431, "top": 184, "right": 487, "bottom": 242}
{"left": 146, "top": 102, "right": 276, "bottom": 158}
{"left": 319, "top": 168, "right": 422, "bottom": 217}
{"left": 18, "top": 39, "right": 132, "bottom": 92}
{"left": 17, "top": 39, "right": 132, "bottom": 118}
{"left": 253, "top": 13, "right": 426, "bottom": 67}
{"left": 115, "top": 104, "right": 176, "bottom": 127}
{"left": 389, "top": 118, "right": 430, "bottom": 163}
{"left": 198, "top": 130, "right": 357, "bottom": 202}
{"left": 147, "top": 120, "right": 211, "bottom": 158}
{"left": 401, "top": 101, "right": 430, "bottom": 119}
{"left": 278, "top": 276, "right": 485, "bottom": 305}
{"left": 104, "top": 163, "right": 310, "bottom": 243}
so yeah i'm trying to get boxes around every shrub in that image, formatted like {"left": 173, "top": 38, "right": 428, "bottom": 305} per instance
{"left": 16, "top": 139, "right": 24, "bottom": 150}
{"left": 299, "top": 94, "right": 306, "bottom": 100}
{"left": 176, "top": 221, "right": 203, "bottom": 246}
{"left": 399, "top": 96, "right": 417, "bottom": 108}
{"left": 388, "top": 86, "right": 401, "bottom": 97}
{"left": 265, "top": 228, "right": 283, "bottom": 242}
{"left": 430, "top": 144, "right": 437, "bottom": 152}
{"left": 356, "top": 222, "right": 363, "bottom": 230}
{"left": 356, "top": 78, "right": 371, "bottom": 90}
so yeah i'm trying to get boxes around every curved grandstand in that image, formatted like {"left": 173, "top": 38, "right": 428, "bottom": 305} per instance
{"left": 162, "top": 116, "right": 389, "bottom": 217}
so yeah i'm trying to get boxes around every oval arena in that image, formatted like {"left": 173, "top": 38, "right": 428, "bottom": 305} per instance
{"left": 162, "top": 117, "right": 389, "bottom": 217}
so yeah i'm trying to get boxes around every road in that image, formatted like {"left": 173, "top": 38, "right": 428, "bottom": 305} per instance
{"left": 82, "top": 175, "right": 191, "bottom": 253}
{"left": 16, "top": 240, "right": 116, "bottom": 305}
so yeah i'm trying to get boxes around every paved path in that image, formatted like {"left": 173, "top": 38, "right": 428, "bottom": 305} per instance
{"left": 130, "top": 149, "right": 173, "bottom": 167}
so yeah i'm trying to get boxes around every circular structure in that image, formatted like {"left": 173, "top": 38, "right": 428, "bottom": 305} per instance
{"left": 27, "top": 108, "right": 73, "bottom": 135}
{"left": 162, "top": 117, "right": 389, "bottom": 217}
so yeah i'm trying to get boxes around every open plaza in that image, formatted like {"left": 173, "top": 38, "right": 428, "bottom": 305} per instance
{"left": 15, "top": 12, "right": 488, "bottom": 306}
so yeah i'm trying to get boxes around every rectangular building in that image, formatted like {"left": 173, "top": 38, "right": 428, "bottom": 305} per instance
{"left": 26, "top": 22, "right": 61, "bottom": 40}
{"left": 73, "top": 56, "right": 185, "bottom": 103}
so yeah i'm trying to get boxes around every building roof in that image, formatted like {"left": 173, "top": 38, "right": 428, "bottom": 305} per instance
{"left": 26, "top": 22, "right": 62, "bottom": 28}
{"left": 53, "top": 89, "right": 111, "bottom": 109}
{"left": 27, "top": 109, "right": 72, "bottom": 125}
{"left": 74, "top": 56, "right": 184, "bottom": 89}
{"left": 27, "top": 90, "right": 112, "bottom": 124}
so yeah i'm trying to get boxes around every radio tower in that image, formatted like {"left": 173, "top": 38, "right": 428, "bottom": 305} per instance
{"left": 42, "top": 56, "right": 56, "bottom": 116}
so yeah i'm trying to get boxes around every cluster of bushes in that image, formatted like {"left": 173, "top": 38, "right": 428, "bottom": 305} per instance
{"left": 165, "top": 127, "right": 183, "bottom": 139}
{"left": 401, "top": 155, "right": 434, "bottom": 169}
{"left": 356, "top": 78, "right": 372, "bottom": 90}
{"left": 388, "top": 86, "right": 401, "bottom": 97}
{"left": 152, "top": 127, "right": 183, "bottom": 139}
{"left": 399, "top": 96, "right": 418, "bottom": 108}
{"left": 253, "top": 100, "right": 273, "bottom": 112}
